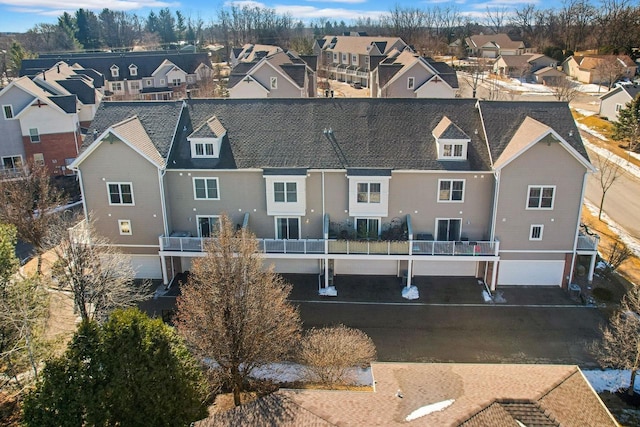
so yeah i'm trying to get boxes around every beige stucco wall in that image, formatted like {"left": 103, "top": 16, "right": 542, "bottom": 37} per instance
{"left": 79, "top": 139, "right": 165, "bottom": 247}
{"left": 494, "top": 137, "right": 588, "bottom": 251}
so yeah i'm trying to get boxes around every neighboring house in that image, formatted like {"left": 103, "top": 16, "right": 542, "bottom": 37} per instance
{"left": 493, "top": 54, "right": 558, "bottom": 80}
{"left": 230, "top": 44, "right": 283, "bottom": 68}
{"left": 464, "top": 33, "right": 530, "bottom": 58}
{"left": 71, "top": 99, "right": 598, "bottom": 290}
{"left": 599, "top": 84, "right": 640, "bottom": 120}
{"left": 562, "top": 55, "right": 637, "bottom": 85}
{"left": 0, "top": 62, "right": 103, "bottom": 177}
{"left": 195, "top": 363, "right": 617, "bottom": 426}
{"left": 533, "top": 67, "right": 566, "bottom": 85}
{"left": 313, "top": 34, "right": 410, "bottom": 88}
{"left": 370, "top": 50, "right": 459, "bottom": 98}
{"left": 20, "top": 50, "right": 213, "bottom": 101}
{"left": 228, "top": 50, "right": 317, "bottom": 98}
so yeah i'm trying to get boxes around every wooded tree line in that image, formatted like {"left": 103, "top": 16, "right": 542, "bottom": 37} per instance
{"left": 0, "top": 0, "right": 638, "bottom": 68}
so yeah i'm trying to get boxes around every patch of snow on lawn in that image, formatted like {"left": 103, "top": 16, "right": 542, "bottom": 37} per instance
{"left": 405, "top": 399, "right": 455, "bottom": 421}
{"left": 583, "top": 369, "right": 640, "bottom": 393}
{"left": 491, "top": 78, "right": 554, "bottom": 93}
{"left": 576, "top": 83, "right": 609, "bottom": 94}
{"left": 582, "top": 139, "right": 640, "bottom": 180}
{"left": 573, "top": 107, "right": 597, "bottom": 117}
{"left": 584, "top": 200, "right": 640, "bottom": 259}
{"left": 250, "top": 362, "right": 374, "bottom": 386}
{"left": 577, "top": 123, "right": 608, "bottom": 141}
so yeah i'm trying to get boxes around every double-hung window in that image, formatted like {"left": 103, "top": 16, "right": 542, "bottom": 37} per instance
{"left": 107, "top": 182, "right": 134, "bottom": 205}
{"left": 357, "top": 183, "right": 381, "bottom": 203}
{"left": 193, "top": 178, "right": 219, "bottom": 200}
{"left": 527, "top": 185, "right": 555, "bottom": 209}
{"left": 407, "top": 77, "right": 415, "bottom": 90}
{"left": 274, "top": 182, "right": 297, "bottom": 203}
{"left": 270, "top": 77, "right": 277, "bottom": 89}
{"left": 2, "top": 105, "right": 13, "bottom": 119}
{"left": 29, "top": 128, "right": 40, "bottom": 143}
{"left": 118, "top": 219, "right": 132, "bottom": 235}
{"left": 438, "top": 179, "right": 464, "bottom": 202}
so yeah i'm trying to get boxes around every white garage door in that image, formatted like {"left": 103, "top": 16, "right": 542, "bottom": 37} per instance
{"left": 498, "top": 260, "right": 565, "bottom": 286}
{"left": 334, "top": 260, "right": 397, "bottom": 275}
{"left": 413, "top": 260, "right": 477, "bottom": 277}
{"left": 266, "top": 259, "right": 320, "bottom": 274}
{"left": 131, "top": 256, "right": 162, "bottom": 279}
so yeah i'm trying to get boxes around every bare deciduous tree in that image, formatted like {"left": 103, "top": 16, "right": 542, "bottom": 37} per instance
{"left": 594, "top": 285, "right": 640, "bottom": 395}
{"left": 0, "top": 163, "right": 68, "bottom": 275}
{"left": 551, "top": 76, "right": 580, "bottom": 102}
{"left": 175, "top": 214, "right": 301, "bottom": 406}
{"left": 51, "top": 219, "right": 151, "bottom": 323}
{"left": 595, "top": 153, "right": 625, "bottom": 220}
{"left": 594, "top": 56, "right": 625, "bottom": 90}
{"left": 299, "top": 325, "right": 376, "bottom": 387}
{"left": 606, "top": 239, "right": 632, "bottom": 276}
{"left": 484, "top": 6, "right": 510, "bottom": 34}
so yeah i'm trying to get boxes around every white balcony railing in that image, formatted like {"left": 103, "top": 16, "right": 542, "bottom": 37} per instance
{"left": 577, "top": 232, "right": 599, "bottom": 251}
{"left": 160, "top": 236, "right": 500, "bottom": 257}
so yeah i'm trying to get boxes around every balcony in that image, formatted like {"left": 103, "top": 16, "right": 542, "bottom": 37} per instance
{"left": 577, "top": 231, "right": 599, "bottom": 252}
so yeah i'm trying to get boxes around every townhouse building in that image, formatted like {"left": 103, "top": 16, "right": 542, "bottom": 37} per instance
{"left": 370, "top": 50, "right": 458, "bottom": 98}
{"left": 70, "top": 99, "right": 598, "bottom": 292}
{"left": 228, "top": 50, "right": 317, "bottom": 98}
{"left": 0, "top": 62, "right": 102, "bottom": 176}
{"left": 462, "top": 34, "right": 530, "bottom": 58}
{"left": 313, "top": 35, "right": 409, "bottom": 88}
{"left": 21, "top": 50, "right": 213, "bottom": 101}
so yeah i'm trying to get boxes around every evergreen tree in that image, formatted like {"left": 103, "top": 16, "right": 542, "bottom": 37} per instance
{"left": 612, "top": 94, "right": 640, "bottom": 152}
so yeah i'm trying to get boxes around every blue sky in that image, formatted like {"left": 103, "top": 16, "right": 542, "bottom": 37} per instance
{"left": 0, "top": 0, "right": 546, "bottom": 33}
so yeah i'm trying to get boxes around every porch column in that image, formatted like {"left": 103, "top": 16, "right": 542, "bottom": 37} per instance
{"left": 324, "top": 259, "right": 329, "bottom": 288}
{"left": 406, "top": 260, "right": 413, "bottom": 288}
{"left": 588, "top": 253, "right": 597, "bottom": 284}
{"left": 490, "top": 260, "right": 498, "bottom": 291}
{"left": 161, "top": 255, "right": 169, "bottom": 286}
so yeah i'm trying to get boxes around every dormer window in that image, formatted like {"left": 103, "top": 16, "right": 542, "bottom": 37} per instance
{"left": 129, "top": 64, "right": 138, "bottom": 76}
{"left": 188, "top": 116, "right": 226, "bottom": 159}
{"left": 432, "top": 116, "right": 470, "bottom": 161}
{"left": 110, "top": 65, "right": 119, "bottom": 78}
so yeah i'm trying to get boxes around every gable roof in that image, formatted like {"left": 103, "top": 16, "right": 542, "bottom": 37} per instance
{"left": 190, "top": 116, "right": 226, "bottom": 139}
{"left": 573, "top": 54, "right": 637, "bottom": 70}
{"left": 466, "top": 34, "right": 525, "bottom": 50}
{"left": 478, "top": 101, "right": 589, "bottom": 166}
{"left": 169, "top": 98, "right": 490, "bottom": 171}
{"left": 600, "top": 84, "right": 640, "bottom": 101}
{"left": 3, "top": 76, "right": 71, "bottom": 117}
{"left": 110, "top": 116, "right": 165, "bottom": 167}
{"left": 228, "top": 51, "right": 313, "bottom": 91}
{"left": 197, "top": 363, "right": 617, "bottom": 427}
{"left": 316, "top": 35, "right": 408, "bottom": 56}
{"left": 20, "top": 51, "right": 211, "bottom": 81}
{"left": 433, "top": 116, "right": 469, "bottom": 140}
{"left": 83, "top": 101, "right": 184, "bottom": 158}
{"left": 49, "top": 95, "right": 77, "bottom": 113}
{"left": 56, "top": 78, "right": 96, "bottom": 105}
{"left": 376, "top": 52, "right": 458, "bottom": 90}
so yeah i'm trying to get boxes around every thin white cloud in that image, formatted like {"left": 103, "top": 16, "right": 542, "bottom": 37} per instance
{"left": 0, "top": 0, "right": 178, "bottom": 13}
{"left": 305, "top": 0, "right": 367, "bottom": 4}
{"left": 469, "top": 0, "right": 539, "bottom": 9}
{"left": 274, "top": 5, "right": 386, "bottom": 21}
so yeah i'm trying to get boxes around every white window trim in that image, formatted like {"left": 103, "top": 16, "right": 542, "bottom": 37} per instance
{"left": 129, "top": 65, "right": 138, "bottom": 76}
{"left": 615, "top": 103, "right": 623, "bottom": 112}
{"left": 2, "top": 155, "right": 22, "bottom": 169}
{"left": 193, "top": 177, "right": 220, "bottom": 200}
{"left": 529, "top": 224, "right": 544, "bottom": 241}
{"left": 146, "top": 80, "right": 153, "bottom": 86}
{"left": 356, "top": 182, "right": 381, "bottom": 204}
{"left": 270, "top": 76, "right": 278, "bottom": 89}
{"left": 437, "top": 139, "right": 469, "bottom": 160}
{"left": 348, "top": 176, "right": 390, "bottom": 217}
{"left": 106, "top": 182, "right": 135, "bottom": 206}
{"left": 33, "top": 153, "right": 44, "bottom": 166}
{"left": 351, "top": 54, "right": 358, "bottom": 65}
{"left": 196, "top": 215, "right": 220, "bottom": 237}
{"left": 118, "top": 219, "right": 132, "bottom": 235}
{"left": 354, "top": 217, "right": 381, "bottom": 238}
{"left": 264, "top": 175, "right": 307, "bottom": 216}
{"left": 526, "top": 185, "right": 555, "bottom": 210}
{"left": 274, "top": 216, "right": 301, "bottom": 240}
{"left": 437, "top": 179, "right": 465, "bottom": 203}
{"left": 434, "top": 218, "right": 463, "bottom": 241}
{"left": 273, "top": 181, "right": 298, "bottom": 203}
{"left": 29, "top": 128, "right": 40, "bottom": 143}
{"left": 407, "top": 77, "right": 415, "bottom": 90}
{"left": 2, "top": 104, "right": 14, "bottom": 119}
{"left": 191, "top": 140, "right": 218, "bottom": 158}
{"left": 110, "top": 65, "right": 119, "bottom": 78}
{"left": 333, "top": 53, "right": 338, "bottom": 62}
{"left": 160, "top": 79, "right": 166, "bottom": 85}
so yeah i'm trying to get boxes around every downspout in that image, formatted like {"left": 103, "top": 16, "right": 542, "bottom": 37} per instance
{"left": 158, "top": 166, "right": 169, "bottom": 237}
{"left": 569, "top": 170, "right": 589, "bottom": 285}
{"left": 75, "top": 167, "right": 89, "bottom": 221}
{"left": 490, "top": 170, "right": 500, "bottom": 242}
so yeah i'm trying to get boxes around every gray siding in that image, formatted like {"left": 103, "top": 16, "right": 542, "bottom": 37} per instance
{"left": 251, "top": 65, "right": 302, "bottom": 98}
{"left": 384, "top": 62, "right": 433, "bottom": 98}
{"left": 79, "top": 139, "right": 165, "bottom": 246}
{"left": 599, "top": 91, "right": 631, "bottom": 121}
{"left": 494, "top": 136, "right": 586, "bottom": 251}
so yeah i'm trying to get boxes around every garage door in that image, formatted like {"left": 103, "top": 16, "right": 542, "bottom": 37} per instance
{"left": 131, "top": 255, "right": 162, "bottom": 279}
{"left": 498, "top": 260, "right": 565, "bottom": 286}
{"left": 413, "top": 260, "right": 476, "bottom": 277}
{"left": 334, "top": 260, "right": 397, "bottom": 275}
{"left": 266, "top": 259, "right": 320, "bottom": 274}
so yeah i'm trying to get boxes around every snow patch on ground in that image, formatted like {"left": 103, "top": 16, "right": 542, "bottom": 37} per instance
{"left": 491, "top": 78, "right": 554, "bottom": 93}
{"left": 405, "top": 399, "right": 455, "bottom": 421}
{"left": 576, "top": 83, "right": 609, "bottom": 94}
{"left": 577, "top": 123, "right": 608, "bottom": 141}
{"left": 582, "top": 139, "right": 640, "bottom": 180}
{"left": 318, "top": 286, "right": 337, "bottom": 297}
{"left": 482, "top": 290, "right": 493, "bottom": 303}
{"left": 402, "top": 286, "right": 419, "bottom": 300}
{"left": 584, "top": 200, "right": 640, "bottom": 260}
{"left": 583, "top": 369, "right": 640, "bottom": 393}
{"left": 250, "top": 362, "right": 373, "bottom": 386}
{"left": 574, "top": 108, "right": 597, "bottom": 117}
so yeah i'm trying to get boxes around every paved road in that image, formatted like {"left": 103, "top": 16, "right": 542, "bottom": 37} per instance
{"left": 585, "top": 148, "right": 640, "bottom": 239}
{"left": 298, "top": 301, "right": 605, "bottom": 368}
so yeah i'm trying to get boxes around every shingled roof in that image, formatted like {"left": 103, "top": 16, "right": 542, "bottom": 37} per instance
{"left": 169, "top": 98, "right": 490, "bottom": 171}
{"left": 83, "top": 101, "right": 184, "bottom": 158}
